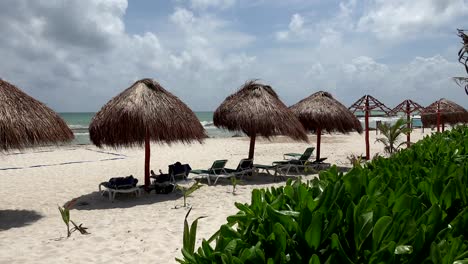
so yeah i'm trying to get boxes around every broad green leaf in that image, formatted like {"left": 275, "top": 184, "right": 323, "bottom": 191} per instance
{"left": 309, "top": 254, "right": 320, "bottom": 264}
{"left": 430, "top": 242, "right": 443, "bottom": 264}
{"left": 330, "top": 233, "right": 355, "bottom": 264}
{"left": 372, "top": 216, "right": 392, "bottom": 250}
{"left": 305, "top": 211, "right": 323, "bottom": 250}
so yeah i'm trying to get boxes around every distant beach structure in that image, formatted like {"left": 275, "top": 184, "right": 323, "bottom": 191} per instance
{"left": 349, "top": 95, "right": 392, "bottom": 160}
{"left": 389, "top": 99, "right": 424, "bottom": 147}
{"left": 290, "top": 91, "right": 362, "bottom": 161}
{"left": 214, "top": 80, "right": 308, "bottom": 159}
{"left": 89, "top": 78, "right": 205, "bottom": 188}
{"left": 421, "top": 98, "right": 468, "bottom": 132}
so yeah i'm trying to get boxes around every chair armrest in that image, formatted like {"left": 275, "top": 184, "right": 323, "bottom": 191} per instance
{"left": 283, "top": 153, "right": 302, "bottom": 160}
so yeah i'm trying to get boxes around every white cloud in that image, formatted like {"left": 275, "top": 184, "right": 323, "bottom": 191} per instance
{"left": 0, "top": 0, "right": 257, "bottom": 111}
{"left": 275, "top": 13, "right": 307, "bottom": 41}
{"left": 0, "top": 0, "right": 466, "bottom": 113}
{"left": 357, "top": 0, "right": 468, "bottom": 39}
{"left": 188, "top": 0, "right": 236, "bottom": 10}
{"left": 289, "top": 14, "right": 305, "bottom": 33}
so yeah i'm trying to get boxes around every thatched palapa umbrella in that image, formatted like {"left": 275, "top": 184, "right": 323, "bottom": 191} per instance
{"left": 349, "top": 95, "right": 392, "bottom": 160}
{"left": 89, "top": 79, "right": 206, "bottom": 188}
{"left": 389, "top": 99, "right": 424, "bottom": 147}
{"left": 421, "top": 98, "right": 468, "bottom": 131}
{"left": 0, "top": 78, "right": 74, "bottom": 151}
{"left": 214, "top": 80, "right": 308, "bottom": 160}
{"left": 290, "top": 91, "right": 362, "bottom": 161}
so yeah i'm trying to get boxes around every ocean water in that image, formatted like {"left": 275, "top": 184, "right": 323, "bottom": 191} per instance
{"left": 59, "top": 112, "right": 422, "bottom": 145}
{"left": 58, "top": 112, "right": 239, "bottom": 145}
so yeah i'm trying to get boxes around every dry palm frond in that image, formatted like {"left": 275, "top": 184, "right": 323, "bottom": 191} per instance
{"left": 89, "top": 78, "right": 206, "bottom": 148}
{"left": 290, "top": 91, "right": 362, "bottom": 133}
{"left": 421, "top": 98, "right": 468, "bottom": 127}
{"left": 457, "top": 29, "right": 468, "bottom": 74}
{"left": 213, "top": 80, "right": 307, "bottom": 141}
{"left": 0, "top": 79, "right": 74, "bottom": 151}
{"left": 453, "top": 76, "right": 468, "bottom": 95}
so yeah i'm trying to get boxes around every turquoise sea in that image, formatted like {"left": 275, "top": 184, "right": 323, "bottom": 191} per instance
{"left": 59, "top": 112, "right": 422, "bottom": 145}
{"left": 58, "top": 112, "right": 238, "bottom": 145}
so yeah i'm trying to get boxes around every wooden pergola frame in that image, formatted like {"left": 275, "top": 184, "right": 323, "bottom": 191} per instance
{"left": 389, "top": 99, "right": 424, "bottom": 147}
{"left": 349, "top": 95, "right": 392, "bottom": 160}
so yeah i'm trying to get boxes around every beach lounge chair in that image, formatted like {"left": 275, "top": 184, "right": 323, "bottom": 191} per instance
{"left": 254, "top": 163, "right": 299, "bottom": 182}
{"left": 98, "top": 175, "right": 142, "bottom": 202}
{"left": 190, "top": 159, "right": 228, "bottom": 185}
{"left": 272, "top": 149, "right": 316, "bottom": 176}
{"left": 168, "top": 162, "right": 192, "bottom": 182}
{"left": 283, "top": 147, "right": 315, "bottom": 160}
{"left": 224, "top": 159, "right": 254, "bottom": 180}
{"left": 308, "top": 157, "right": 330, "bottom": 171}
{"left": 253, "top": 163, "right": 281, "bottom": 176}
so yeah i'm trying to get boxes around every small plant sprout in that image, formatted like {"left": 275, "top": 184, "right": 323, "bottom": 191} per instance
{"left": 230, "top": 177, "right": 244, "bottom": 194}
{"left": 176, "top": 182, "right": 202, "bottom": 208}
{"left": 58, "top": 198, "right": 89, "bottom": 238}
{"left": 346, "top": 153, "right": 364, "bottom": 167}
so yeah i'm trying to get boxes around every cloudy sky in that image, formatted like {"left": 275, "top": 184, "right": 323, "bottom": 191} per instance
{"left": 0, "top": 0, "right": 467, "bottom": 112}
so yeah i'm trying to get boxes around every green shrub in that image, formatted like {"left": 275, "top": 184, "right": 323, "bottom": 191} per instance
{"left": 179, "top": 126, "right": 468, "bottom": 264}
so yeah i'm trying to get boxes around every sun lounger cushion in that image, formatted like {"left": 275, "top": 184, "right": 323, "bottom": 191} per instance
{"left": 106, "top": 175, "right": 138, "bottom": 189}
{"left": 169, "top": 162, "right": 192, "bottom": 180}
{"left": 152, "top": 173, "right": 171, "bottom": 183}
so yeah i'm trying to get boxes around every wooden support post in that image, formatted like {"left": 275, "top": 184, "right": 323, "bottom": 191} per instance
{"left": 365, "top": 97, "right": 370, "bottom": 160}
{"left": 436, "top": 102, "right": 441, "bottom": 132}
{"left": 406, "top": 101, "right": 411, "bottom": 147}
{"left": 316, "top": 128, "right": 321, "bottom": 161}
{"left": 144, "top": 129, "right": 150, "bottom": 188}
{"left": 248, "top": 134, "right": 256, "bottom": 160}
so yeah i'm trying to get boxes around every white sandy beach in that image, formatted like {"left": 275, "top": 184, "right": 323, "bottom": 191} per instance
{"left": 0, "top": 130, "right": 433, "bottom": 263}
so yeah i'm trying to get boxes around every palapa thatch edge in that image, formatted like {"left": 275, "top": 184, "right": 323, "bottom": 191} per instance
{"left": 0, "top": 78, "right": 74, "bottom": 151}
{"left": 213, "top": 80, "right": 308, "bottom": 142}
{"left": 290, "top": 91, "right": 363, "bottom": 134}
{"left": 89, "top": 78, "right": 206, "bottom": 148}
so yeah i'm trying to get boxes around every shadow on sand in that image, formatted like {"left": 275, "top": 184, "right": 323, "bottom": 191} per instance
{"left": 68, "top": 190, "right": 183, "bottom": 211}
{"left": 0, "top": 209, "right": 43, "bottom": 231}
{"left": 69, "top": 165, "right": 352, "bottom": 210}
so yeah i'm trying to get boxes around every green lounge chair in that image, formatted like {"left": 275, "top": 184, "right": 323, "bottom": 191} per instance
{"left": 190, "top": 159, "right": 228, "bottom": 185}
{"left": 224, "top": 159, "right": 254, "bottom": 180}
{"left": 283, "top": 147, "right": 315, "bottom": 160}
{"left": 253, "top": 163, "right": 282, "bottom": 179}
{"left": 273, "top": 148, "right": 316, "bottom": 175}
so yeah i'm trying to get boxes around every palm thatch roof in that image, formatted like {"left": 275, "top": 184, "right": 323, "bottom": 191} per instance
{"left": 289, "top": 91, "right": 363, "bottom": 133}
{"left": 89, "top": 78, "right": 206, "bottom": 148}
{"left": 0, "top": 78, "right": 74, "bottom": 151}
{"left": 213, "top": 80, "right": 308, "bottom": 141}
{"left": 421, "top": 98, "right": 468, "bottom": 127}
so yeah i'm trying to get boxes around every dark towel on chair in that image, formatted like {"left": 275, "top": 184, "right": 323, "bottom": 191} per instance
{"left": 154, "top": 173, "right": 171, "bottom": 183}
{"left": 169, "top": 162, "right": 192, "bottom": 179}
{"left": 108, "top": 175, "right": 138, "bottom": 189}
